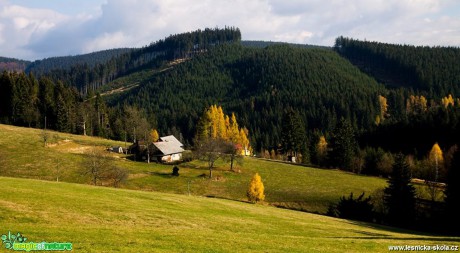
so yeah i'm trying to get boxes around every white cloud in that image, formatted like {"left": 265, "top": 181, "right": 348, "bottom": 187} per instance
{"left": 0, "top": 0, "right": 459, "bottom": 60}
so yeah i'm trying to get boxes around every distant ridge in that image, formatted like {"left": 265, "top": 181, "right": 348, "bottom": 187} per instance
{"left": 0, "top": 56, "right": 30, "bottom": 72}
{"left": 25, "top": 48, "right": 134, "bottom": 75}
{"left": 241, "top": 40, "right": 330, "bottom": 49}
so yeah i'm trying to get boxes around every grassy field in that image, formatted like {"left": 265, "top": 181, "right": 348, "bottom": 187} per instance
{"left": 1, "top": 177, "right": 458, "bottom": 252}
{"left": 0, "top": 124, "right": 388, "bottom": 213}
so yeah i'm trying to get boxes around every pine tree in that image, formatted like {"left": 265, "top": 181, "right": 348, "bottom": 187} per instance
{"left": 281, "top": 108, "right": 307, "bottom": 162}
{"left": 247, "top": 173, "right": 265, "bottom": 203}
{"left": 384, "top": 153, "right": 416, "bottom": 227}
{"left": 329, "top": 118, "right": 357, "bottom": 170}
{"left": 56, "top": 94, "right": 69, "bottom": 133}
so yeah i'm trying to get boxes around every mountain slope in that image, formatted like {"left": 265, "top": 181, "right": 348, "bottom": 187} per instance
{"left": 1, "top": 176, "right": 456, "bottom": 252}
{"left": 107, "top": 43, "right": 385, "bottom": 149}
{"left": 26, "top": 27, "right": 241, "bottom": 95}
{"left": 335, "top": 36, "right": 460, "bottom": 97}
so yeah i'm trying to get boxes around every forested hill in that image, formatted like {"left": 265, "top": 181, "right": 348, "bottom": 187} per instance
{"left": 25, "top": 48, "right": 133, "bottom": 76}
{"left": 26, "top": 27, "right": 242, "bottom": 95}
{"left": 0, "top": 57, "right": 30, "bottom": 72}
{"left": 334, "top": 36, "right": 460, "bottom": 97}
{"left": 107, "top": 43, "right": 385, "bottom": 150}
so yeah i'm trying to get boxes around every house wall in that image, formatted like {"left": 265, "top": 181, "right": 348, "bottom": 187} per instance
{"left": 160, "top": 153, "right": 182, "bottom": 163}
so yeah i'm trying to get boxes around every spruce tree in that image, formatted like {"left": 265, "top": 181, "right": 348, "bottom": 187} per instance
{"left": 384, "top": 153, "right": 416, "bottom": 227}
{"left": 329, "top": 118, "right": 356, "bottom": 170}
{"left": 281, "top": 108, "right": 307, "bottom": 162}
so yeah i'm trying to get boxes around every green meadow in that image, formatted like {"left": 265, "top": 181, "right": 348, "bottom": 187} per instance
{"left": 0, "top": 124, "right": 387, "bottom": 214}
{"left": 1, "top": 177, "right": 458, "bottom": 252}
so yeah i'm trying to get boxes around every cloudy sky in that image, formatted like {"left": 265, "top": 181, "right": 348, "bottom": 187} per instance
{"left": 1, "top": 0, "right": 459, "bottom": 60}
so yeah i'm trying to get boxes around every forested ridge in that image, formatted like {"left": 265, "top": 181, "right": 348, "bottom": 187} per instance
{"left": 26, "top": 27, "right": 242, "bottom": 96}
{"left": 0, "top": 57, "right": 30, "bottom": 72}
{"left": 108, "top": 43, "right": 385, "bottom": 151}
{"left": 335, "top": 36, "right": 460, "bottom": 97}
{"left": 25, "top": 48, "right": 134, "bottom": 76}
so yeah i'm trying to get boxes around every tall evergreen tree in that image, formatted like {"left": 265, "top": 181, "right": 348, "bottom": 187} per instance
{"left": 384, "top": 153, "right": 416, "bottom": 227}
{"left": 329, "top": 118, "right": 357, "bottom": 170}
{"left": 281, "top": 108, "right": 308, "bottom": 162}
{"left": 55, "top": 94, "right": 69, "bottom": 132}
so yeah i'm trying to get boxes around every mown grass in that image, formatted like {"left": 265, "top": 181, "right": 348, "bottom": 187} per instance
{"left": 1, "top": 177, "right": 458, "bottom": 252}
{"left": 0, "top": 124, "right": 387, "bottom": 213}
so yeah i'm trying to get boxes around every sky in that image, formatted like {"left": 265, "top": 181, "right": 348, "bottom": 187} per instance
{"left": 0, "top": 0, "right": 459, "bottom": 61}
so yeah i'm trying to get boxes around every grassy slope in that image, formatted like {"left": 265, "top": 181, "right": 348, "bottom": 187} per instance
{"left": 1, "top": 177, "right": 458, "bottom": 253}
{"left": 0, "top": 124, "right": 386, "bottom": 214}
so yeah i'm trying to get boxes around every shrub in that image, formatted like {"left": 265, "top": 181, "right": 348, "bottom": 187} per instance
{"left": 172, "top": 166, "right": 179, "bottom": 176}
{"left": 329, "top": 192, "right": 374, "bottom": 222}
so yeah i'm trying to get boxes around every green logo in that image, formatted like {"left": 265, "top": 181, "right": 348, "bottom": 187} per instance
{"left": 1, "top": 231, "right": 72, "bottom": 251}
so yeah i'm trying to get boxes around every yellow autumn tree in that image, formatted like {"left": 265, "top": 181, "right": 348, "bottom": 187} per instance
{"left": 216, "top": 106, "right": 227, "bottom": 139}
{"left": 442, "top": 94, "right": 455, "bottom": 108}
{"left": 150, "top": 129, "right": 159, "bottom": 142}
{"left": 196, "top": 105, "right": 251, "bottom": 155}
{"left": 247, "top": 173, "right": 265, "bottom": 203}
{"left": 375, "top": 115, "right": 381, "bottom": 126}
{"left": 316, "top": 135, "right": 328, "bottom": 165}
{"left": 429, "top": 143, "right": 444, "bottom": 182}
{"left": 406, "top": 95, "right": 428, "bottom": 114}
{"left": 228, "top": 113, "right": 240, "bottom": 144}
{"left": 378, "top": 95, "right": 388, "bottom": 123}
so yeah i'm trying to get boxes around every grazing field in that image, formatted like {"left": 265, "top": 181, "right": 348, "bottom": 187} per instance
{"left": 1, "top": 177, "right": 458, "bottom": 252}
{"left": 0, "top": 124, "right": 387, "bottom": 213}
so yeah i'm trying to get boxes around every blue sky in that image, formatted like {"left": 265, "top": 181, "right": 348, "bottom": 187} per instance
{"left": 1, "top": 0, "right": 459, "bottom": 60}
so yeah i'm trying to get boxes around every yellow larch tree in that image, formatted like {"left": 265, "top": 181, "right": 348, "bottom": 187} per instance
{"left": 316, "top": 135, "right": 328, "bottom": 165}
{"left": 247, "top": 173, "right": 265, "bottom": 203}
{"left": 196, "top": 105, "right": 251, "bottom": 155}
{"left": 429, "top": 143, "right": 444, "bottom": 182}
{"left": 406, "top": 95, "right": 428, "bottom": 114}
{"left": 442, "top": 94, "right": 455, "bottom": 108}
{"left": 378, "top": 95, "right": 388, "bottom": 123}
{"left": 216, "top": 106, "right": 227, "bottom": 139}
{"left": 150, "top": 129, "right": 159, "bottom": 142}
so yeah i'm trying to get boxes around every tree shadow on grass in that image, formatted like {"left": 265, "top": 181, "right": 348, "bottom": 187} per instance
{"left": 148, "top": 171, "right": 173, "bottom": 178}
{"left": 332, "top": 219, "right": 460, "bottom": 241}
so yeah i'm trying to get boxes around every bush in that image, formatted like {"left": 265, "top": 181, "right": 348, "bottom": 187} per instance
{"left": 172, "top": 166, "right": 180, "bottom": 176}
{"left": 329, "top": 192, "right": 374, "bottom": 222}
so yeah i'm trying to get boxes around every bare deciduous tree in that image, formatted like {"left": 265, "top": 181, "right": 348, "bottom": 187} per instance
{"left": 80, "top": 147, "right": 129, "bottom": 187}
{"left": 194, "top": 138, "right": 228, "bottom": 178}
